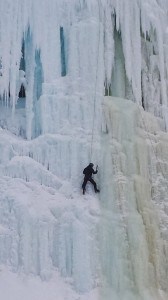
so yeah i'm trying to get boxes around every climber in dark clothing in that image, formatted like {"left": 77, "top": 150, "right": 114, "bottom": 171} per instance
{"left": 82, "top": 163, "right": 100, "bottom": 195}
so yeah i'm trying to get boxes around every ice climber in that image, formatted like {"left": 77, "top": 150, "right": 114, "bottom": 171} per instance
{"left": 82, "top": 163, "right": 100, "bottom": 195}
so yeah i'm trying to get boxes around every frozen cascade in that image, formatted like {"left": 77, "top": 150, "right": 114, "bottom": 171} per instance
{"left": 100, "top": 97, "right": 168, "bottom": 299}
{"left": 1, "top": 0, "right": 168, "bottom": 136}
{"left": 0, "top": 175, "right": 100, "bottom": 293}
{"left": 0, "top": 1, "right": 168, "bottom": 300}
{"left": 1, "top": 97, "right": 168, "bottom": 299}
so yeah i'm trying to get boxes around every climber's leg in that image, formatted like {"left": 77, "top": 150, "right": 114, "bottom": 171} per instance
{"left": 89, "top": 178, "right": 100, "bottom": 193}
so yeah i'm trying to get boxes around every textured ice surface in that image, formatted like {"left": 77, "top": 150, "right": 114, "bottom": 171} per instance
{"left": 1, "top": 0, "right": 168, "bottom": 137}
{"left": 0, "top": 172, "right": 100, "bottom": 293}
{"left": 100, "top": 97, "right": 168, "bottom": 300}
{"left": 0, "top": 97, "right": 168, "bottom": 300}
{"left": 1, "top": 1, "right": 168, "bottom": 300}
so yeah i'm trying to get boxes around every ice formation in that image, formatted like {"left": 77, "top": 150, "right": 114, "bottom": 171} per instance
{"left": 1, "top": 0, "right": 168, "bottom": 300}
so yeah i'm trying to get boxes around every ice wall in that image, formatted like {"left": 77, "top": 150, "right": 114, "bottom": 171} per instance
{"left": 1, "top": 96, "right": 168, "bottom": 299}
{"left": 1, "top": 1, "right": 168, "bottom": 300}
{"left": 0, "top": 175, "right": 100, "bottom": 293}
{"left": 100, "top": 96, "right": 168, "bottom": 300}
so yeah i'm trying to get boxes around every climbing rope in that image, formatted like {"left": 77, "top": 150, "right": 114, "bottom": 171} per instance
{"left": 90, "top": 0, "right": 101, "bottom": 161}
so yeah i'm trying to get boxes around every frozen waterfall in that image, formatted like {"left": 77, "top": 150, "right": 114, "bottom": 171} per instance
{"left": 0, "top": 1, "right": 168, "bottom": 300}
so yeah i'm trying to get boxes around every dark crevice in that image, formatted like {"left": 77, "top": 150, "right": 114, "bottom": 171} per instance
{"left": 20, "top": 40, "right": 26, "bottom": 71}
{"left": 19, "top": 84, "right": 26, "bottom": 98}
{"left": 60, "top": 27, "right": 66, "bottom": 76}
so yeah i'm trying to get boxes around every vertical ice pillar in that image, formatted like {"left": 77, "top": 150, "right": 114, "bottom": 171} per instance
{"left": 25, "top": 29, "right": 35, "bottom": 140}
{"left": 32, "top": 49, "right": 43, "bottom": 138}
{"left": 111, "top": 30, "right": 126, "bottom": 98}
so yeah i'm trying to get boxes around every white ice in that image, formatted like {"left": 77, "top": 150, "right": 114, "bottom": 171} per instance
{"left": 0, "top": 1, "right": 168, "bottom": 300}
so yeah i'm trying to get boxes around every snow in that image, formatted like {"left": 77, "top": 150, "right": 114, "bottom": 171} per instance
{"left": 0, "top": 267, "right": 99, "bottom": 300}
